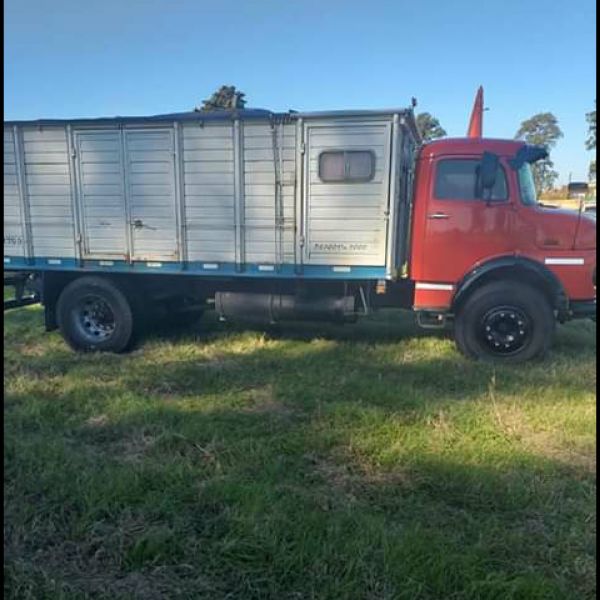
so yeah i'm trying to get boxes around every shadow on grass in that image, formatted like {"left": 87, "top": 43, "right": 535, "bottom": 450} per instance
{"left": 5, "top": 312, "right": 596, "bottom": 420}
{"left": 4, "top": 305, "right": 597, "bottom": 599}
{"left": 4, "top": 397, "right": 595, "bottom": 600}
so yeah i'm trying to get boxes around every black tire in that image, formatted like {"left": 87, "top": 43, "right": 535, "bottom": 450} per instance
{"left": 56, "top": 277, "right": 134, "bottom": 353}
{"left": 454, "top": 281, "right": 555, "bottom": 363}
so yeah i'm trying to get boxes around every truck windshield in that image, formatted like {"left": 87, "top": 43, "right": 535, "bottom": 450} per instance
{"left": 517, "top": 163, "right": 538, "bottom": 206}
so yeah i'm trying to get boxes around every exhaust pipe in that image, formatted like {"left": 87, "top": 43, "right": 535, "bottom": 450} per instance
{"left": 215, "top": 292, "right": 357, "bottom": 324}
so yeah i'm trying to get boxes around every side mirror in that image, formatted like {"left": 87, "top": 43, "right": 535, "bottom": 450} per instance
{"left": 479, "top": 152, "right": 499, "bottom": 190}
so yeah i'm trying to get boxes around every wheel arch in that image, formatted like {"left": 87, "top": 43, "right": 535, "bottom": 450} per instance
{"left": 452, "top": 256, "right": 568, "bottom": 318}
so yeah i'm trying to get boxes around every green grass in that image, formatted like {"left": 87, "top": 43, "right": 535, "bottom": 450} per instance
{"left": 3, "top": 302, "right": 596, "bottom": 599}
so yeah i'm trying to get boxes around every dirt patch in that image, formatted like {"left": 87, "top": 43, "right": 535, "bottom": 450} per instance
{"left": 4, "top": 511, "right": 218, "bottom": 599}
{"left": 85, "top": 414, "right": 110, "bottom": 427}
{"left": 15, "top": 342, "right": 49, "bottom": 358}
{"left": 491, "top": 403, "right": 596, "bottom": 474}
{"left": 112, "top": 432, "right": 158, "bottom": 464}
{"left": 241, "top": 385, "right": 297, "bottom": 418}
{"left": 73, "top": 422, "right": 158, "bottom": 464}
{"left": 6, "top": 552, "right": 214, "bottom": 599}
{"left": 305, "top": 451, "right": 413, "bottom": 510}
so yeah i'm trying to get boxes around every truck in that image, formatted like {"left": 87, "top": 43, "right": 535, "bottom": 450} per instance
{"left": 4, "top": 88, "right": 596, "bottom": 362}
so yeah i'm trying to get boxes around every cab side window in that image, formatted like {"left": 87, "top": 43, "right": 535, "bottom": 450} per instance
{"left": 434, "top": 159, "right": 508, "bottom": 201}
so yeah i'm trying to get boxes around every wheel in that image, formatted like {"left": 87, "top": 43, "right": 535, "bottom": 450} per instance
{"left": 56, "top": 277, "right": 134, "bottom": 352}
{"left": 454, "top": 281, "right": 555, "bottom": 363}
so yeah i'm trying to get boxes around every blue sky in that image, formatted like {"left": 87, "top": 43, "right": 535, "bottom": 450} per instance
{"left": 4, "top": 0, "right": 596, "bottom": 184}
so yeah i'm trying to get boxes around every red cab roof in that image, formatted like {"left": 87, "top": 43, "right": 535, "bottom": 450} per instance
{"left": 420, "top": 137, "right": 526, "bottom": 159}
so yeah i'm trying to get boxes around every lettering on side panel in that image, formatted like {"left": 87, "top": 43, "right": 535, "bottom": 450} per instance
{"left": 311, "top": 242, "right": 371, "bottom": 254}
{"left": 3, "top": 235, "right": 24, "bottom": 248}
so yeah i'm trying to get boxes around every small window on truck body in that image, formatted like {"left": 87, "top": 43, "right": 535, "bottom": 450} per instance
{"left": 434, "top": 159, "right": 508, "bottom": 201}
{"left": 319, "top": 150, "right": 375, "bottom": 183}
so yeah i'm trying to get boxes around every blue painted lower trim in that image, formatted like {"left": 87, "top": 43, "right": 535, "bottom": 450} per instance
{"left": 3, "top": 256, "right": 388, "bottom": 281}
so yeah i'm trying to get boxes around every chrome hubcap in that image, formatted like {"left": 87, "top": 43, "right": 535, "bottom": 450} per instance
{"left": 75, "top": 295, "right": 116, "bottom": 342}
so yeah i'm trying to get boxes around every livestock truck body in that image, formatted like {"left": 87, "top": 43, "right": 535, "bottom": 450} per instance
{"left": 4, "top": 91, "right": 596, "bottom": 362}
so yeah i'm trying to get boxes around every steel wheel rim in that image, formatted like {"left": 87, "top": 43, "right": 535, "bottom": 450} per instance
{"left": 74, "top": 295, "right": 116, "bottom": 342}
{"left": 479, "top": 305, "right": 531, "bottom": 356}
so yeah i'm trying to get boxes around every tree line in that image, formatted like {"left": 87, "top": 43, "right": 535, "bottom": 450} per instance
{"left": 417, "top": 102, "right": 596, "bottom": 193}
{"left": 198, "top": 85, "right": 596, "bottom": 193}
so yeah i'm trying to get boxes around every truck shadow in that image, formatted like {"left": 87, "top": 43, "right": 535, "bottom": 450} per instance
{"left": 5, "top": 310, "right": 595, "bottom": 423}
{"left": 144, "top": 308, "right": 445, "bottom": 346}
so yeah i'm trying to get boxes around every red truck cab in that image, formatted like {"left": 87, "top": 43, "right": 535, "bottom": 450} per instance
{"left": 407, "top": 135, "right": 596, "bottom": 361}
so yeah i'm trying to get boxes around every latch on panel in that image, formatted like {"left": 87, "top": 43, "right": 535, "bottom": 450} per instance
{"left": 131, "top": 219, "right": 157, "bottom": 231}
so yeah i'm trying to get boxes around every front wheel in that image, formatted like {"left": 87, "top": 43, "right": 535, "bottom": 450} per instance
{"left": 454, "top": 281, "right": 555, "bottom": 363}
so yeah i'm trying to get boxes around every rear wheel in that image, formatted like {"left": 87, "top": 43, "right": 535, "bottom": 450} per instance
{"left": 56, "top": 277, "right": 134, "bottom": 352}
{"left": 454, "top": 281, "right": 555, "bottom": 363}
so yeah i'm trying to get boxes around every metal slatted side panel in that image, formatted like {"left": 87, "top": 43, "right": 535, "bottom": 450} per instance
{"left": 242, "top": 122, "right": 296, "bottom": 265}
{"left": 21, "top": 126, "right": 77, "bottom": 258}
{"left": 182, "top": 123, "right": 236, "bottom": 263}
{"left": 304, "top": 120, "right": 392, "bottom": 267}
{"left": 3, "top": 127, "right": 27, "bottom": 261}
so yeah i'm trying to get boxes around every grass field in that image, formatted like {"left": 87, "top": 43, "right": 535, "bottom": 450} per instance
{"left": 3, "top": 303, "right": 597, "bottom": 599}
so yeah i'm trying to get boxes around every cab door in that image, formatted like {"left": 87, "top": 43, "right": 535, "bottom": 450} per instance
{"left": 418, "top": 155, "right": 515, "bottom": 286}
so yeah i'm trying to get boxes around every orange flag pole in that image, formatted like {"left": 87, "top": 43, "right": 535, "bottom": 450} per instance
{"left": 467, "top": 86, "right": 484, "bottom": 138}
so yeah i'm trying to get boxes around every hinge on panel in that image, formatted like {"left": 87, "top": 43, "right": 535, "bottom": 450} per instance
{"left": 299, "top": 235, "right": 305, "bottom": 247}
{"left": 300, "top": 142, "right": 305, "bottom": 154}
{"left": 71, "top": 149, "right": 77, "bottom": 159}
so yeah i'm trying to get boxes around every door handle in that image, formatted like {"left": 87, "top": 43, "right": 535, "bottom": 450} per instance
{"left": 427, "top": 212, "right": 450, "bottom": 220}
{"left": 131, "top": 219, "right": 157, "bottom": 230}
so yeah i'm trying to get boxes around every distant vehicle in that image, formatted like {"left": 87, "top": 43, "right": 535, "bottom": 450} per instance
{"left": 4, "top": 88, "right": 596, "bottom": 362}
{"left": 567, "top": 181, "right": 589, "bottom": 199}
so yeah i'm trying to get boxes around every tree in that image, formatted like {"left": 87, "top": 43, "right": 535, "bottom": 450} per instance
{"left": 416, "top": 112, "right": 447, "bottom": 142}
{"left": 585, "top": 101, "right": 596, "bottom": 150}
{"left": 196, "top": 85, "right": 246, "bottom": 112}
{"left": 515, "top": 113, "right": 563, "bottom": 192}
